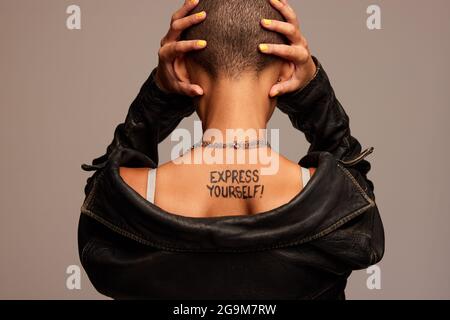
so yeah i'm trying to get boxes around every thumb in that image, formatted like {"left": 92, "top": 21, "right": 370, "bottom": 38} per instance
{"left": 269, "top": 79, "right": 300, "bottom": 98}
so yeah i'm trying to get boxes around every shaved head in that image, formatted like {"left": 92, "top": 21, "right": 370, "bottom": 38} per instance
{"left": 181, "top": 0, "right": 289, "bottom": 80}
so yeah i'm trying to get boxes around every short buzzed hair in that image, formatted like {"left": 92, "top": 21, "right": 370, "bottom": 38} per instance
{"left": 181, "top": 0, "right": 289, "bottom": 80}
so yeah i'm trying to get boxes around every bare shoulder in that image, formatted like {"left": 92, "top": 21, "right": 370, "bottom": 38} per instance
{"left": 277, "top": 154, "right": 316, "bottom": 178}
{"left": 155, "top": 160, "right": 199, "bottom": 192}
{"left": 119, "top": 167, "right": 150, "bottom": 198}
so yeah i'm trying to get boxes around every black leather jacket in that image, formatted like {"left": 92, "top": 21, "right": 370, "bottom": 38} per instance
{"left": 78, "top": 57, "right": 384, "bottom": 300}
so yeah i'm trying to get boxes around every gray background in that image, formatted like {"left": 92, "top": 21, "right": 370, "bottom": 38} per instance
{"left": 1, "top": 0, "right": 449, "bottom": 299}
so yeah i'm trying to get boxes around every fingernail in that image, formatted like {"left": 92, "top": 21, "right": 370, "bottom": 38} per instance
{"left": 190, "top": 0, "right": 198, "bottom": 5}
{"left": 272, "top": 90, "right": 280, "bottom": 97}
{"left": 196, "top": 11, "right": 206, "bottom": 19}
{"left": 259, "top": 44, "right": 269, "bottom": 52}
{"left": 271, "top": 0, "right": 282, "bottom": 5}
{"left": 262, "top": 19, "right": 272, "bottom": 26}
{"left": 197, "top": 40, "right": 207, "bottom": 48}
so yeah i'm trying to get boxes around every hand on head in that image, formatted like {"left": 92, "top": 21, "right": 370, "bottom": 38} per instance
{"left": 259, "top": 0, "right": 316, "bottom": 97}
{"left": 156, "top": 0, "right": 207, "bottom": 97}
{"left": 155, "top": 0, "right": 316, "bottom": 98}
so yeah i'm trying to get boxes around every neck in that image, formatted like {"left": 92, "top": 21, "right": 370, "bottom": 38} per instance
{"left": 197, "top": 77, "right": 275, "bottom": 142}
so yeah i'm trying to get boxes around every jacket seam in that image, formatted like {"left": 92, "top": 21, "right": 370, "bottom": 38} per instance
{"left": 337, "top": 163, "right": 375, "bottom": 205}
{"left": 81, "top": 200, "right": 374, "bottom": 254}
{"left": 81, "top": 209, "right": 170, "bottom": 248}
{"left": 80, "top": 169, "right": 106, "bottom": 214}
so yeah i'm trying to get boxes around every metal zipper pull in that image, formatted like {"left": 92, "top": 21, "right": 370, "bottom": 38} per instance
{"left": 339, "top": 147, "right": 375, "bottom": 167}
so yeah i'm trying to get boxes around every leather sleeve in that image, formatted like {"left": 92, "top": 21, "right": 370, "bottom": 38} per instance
{"left": 277, "top": 56, "right": 364, "bottom": 162}
{"left": 277, "top": 55, "right": 377, "bottom": 195}
{"left": 278, "top": 57, "right": 384, "bottom": 269}
{"left": 81, "top": 67, "right": 196, "bottom": 173}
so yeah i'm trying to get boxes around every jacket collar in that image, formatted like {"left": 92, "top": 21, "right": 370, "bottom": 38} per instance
{"left": 81, "top": 148, "right": 375, "bottom": 252}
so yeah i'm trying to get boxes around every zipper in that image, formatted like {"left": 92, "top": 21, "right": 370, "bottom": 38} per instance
{"left": 339, "top": 147, "right": 374, "bottom": 167}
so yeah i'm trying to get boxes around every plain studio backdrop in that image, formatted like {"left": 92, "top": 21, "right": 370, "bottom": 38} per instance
{"left": 0, "top": 0, "right": 449, "bottom": 299}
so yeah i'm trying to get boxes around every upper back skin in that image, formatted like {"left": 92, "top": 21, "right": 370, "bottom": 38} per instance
{"left": 119, "top": 149, "right": 315, "bottom": 218}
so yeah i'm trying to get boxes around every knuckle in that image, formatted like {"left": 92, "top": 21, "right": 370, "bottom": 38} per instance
{"left": 174, "top": 42, "right": 182, "bottom": 53}
{"left": 171, "top": 21, "right": 180, "bottom": 31}
{"left": 278, "top": 45, "right": 287, "bottom": 55}
{"left": 288, "top": 46, "right": 296, "bottom": 57}
{"left": 158, "top": 47, "right": 165, "bottom": 60}
{"left": 287, "top": 24, "right": 297, "bottom": 36}
{"left": 298, "top": 46, "right": 309, "bottom": 60}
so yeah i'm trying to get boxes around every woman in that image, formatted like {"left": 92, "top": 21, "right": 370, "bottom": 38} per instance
{"left": 79, "top": 0, "right": 384, "bottom": 300}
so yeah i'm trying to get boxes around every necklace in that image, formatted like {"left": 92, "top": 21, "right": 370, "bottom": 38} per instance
{"left": 191, "top": 139, "right": 271, "bottom": 150}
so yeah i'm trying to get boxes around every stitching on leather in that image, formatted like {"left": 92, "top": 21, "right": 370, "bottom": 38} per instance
{"left": 336, "top": 163, "right": 375, "bottom": 205}
{"left": 81, "top": 209, "right": 184, "bottom": 251}
{"left": 80, "top": 169, "right": 106, "bottom": 213}
{"left": 284, "top": 203, "right": 375, "bottom": 248}
{"left": 81, "top": 200, "right": 374, "bottom": 254}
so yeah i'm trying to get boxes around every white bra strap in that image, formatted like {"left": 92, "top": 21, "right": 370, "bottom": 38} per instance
{"left": 146, "top": 168, "right": 157, "bottom": 203}
{"left": 301, "top": 167, "right": 311, "bottom": 188}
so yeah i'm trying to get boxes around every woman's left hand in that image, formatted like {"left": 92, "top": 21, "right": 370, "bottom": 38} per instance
{"left": 259, "top": 0, "right": 317, "bottom": 97}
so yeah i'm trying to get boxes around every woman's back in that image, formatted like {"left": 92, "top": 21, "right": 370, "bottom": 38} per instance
{"left": 120, "top": 148, "right": 316, "bottom": 218}
{"left": 78, "top": 0, "right": 384, "bottom": 300}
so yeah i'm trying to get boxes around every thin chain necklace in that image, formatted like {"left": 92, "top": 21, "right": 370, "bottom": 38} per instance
{"left": 191, "top": 139, "right": 271, "bottom": 150}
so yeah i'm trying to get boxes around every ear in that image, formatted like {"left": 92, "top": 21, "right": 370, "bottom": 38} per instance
{"left": 173, "top": 56, "right": 190, "bottom": 83}
{"left": 278, "top": 60, "right": 295, "bottom": 82}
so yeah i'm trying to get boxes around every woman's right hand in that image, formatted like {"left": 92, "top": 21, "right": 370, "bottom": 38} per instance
{"left": 155, "top": 0, "right": 208, "bottom": 97}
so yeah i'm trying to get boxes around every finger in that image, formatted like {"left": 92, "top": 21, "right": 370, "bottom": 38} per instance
{"left": 258, "top": 43, "right": 309, "bottom": 64}
{"left": 260, "top": 19, "right": 302, "bottom": 45}
{"left": 178, "top": 81, "right": 204, "bottom": 97}
{"left": 165, "top": 10, "right": 207, "bottom": 43}
{"left": 269, "top": 79, "right": 301, "bottom": 98}
{"left": 172, "top": 0, "right": 200, "bottom": 22}
{"left": 269, "top": 0, "right": 299, "bottom": 27}
{"left": 161, "top": 40, "right": 207, "bottom": 60}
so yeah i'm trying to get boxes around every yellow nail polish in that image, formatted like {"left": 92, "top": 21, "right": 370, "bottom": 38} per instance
{"left": 271, "top": 0, "right": 282, "bottom": 5}
{"left": 196, "top": 11, "right": 206, "bottom": 19}
{"left": 190, "top": 0, "right": 198, "bottom": 5}
{"left": 262, "top": 19, "right": 272, "bottom": 26}
{"left": 197, "top": 40, "right": 207, "bottom": 48}
{"left": 259, "top": 44, "right": 269, "bottom": 52}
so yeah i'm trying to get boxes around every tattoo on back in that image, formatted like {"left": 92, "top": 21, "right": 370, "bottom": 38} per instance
{"left": 206, "top": 170, "right": 265, "bottom": 199}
